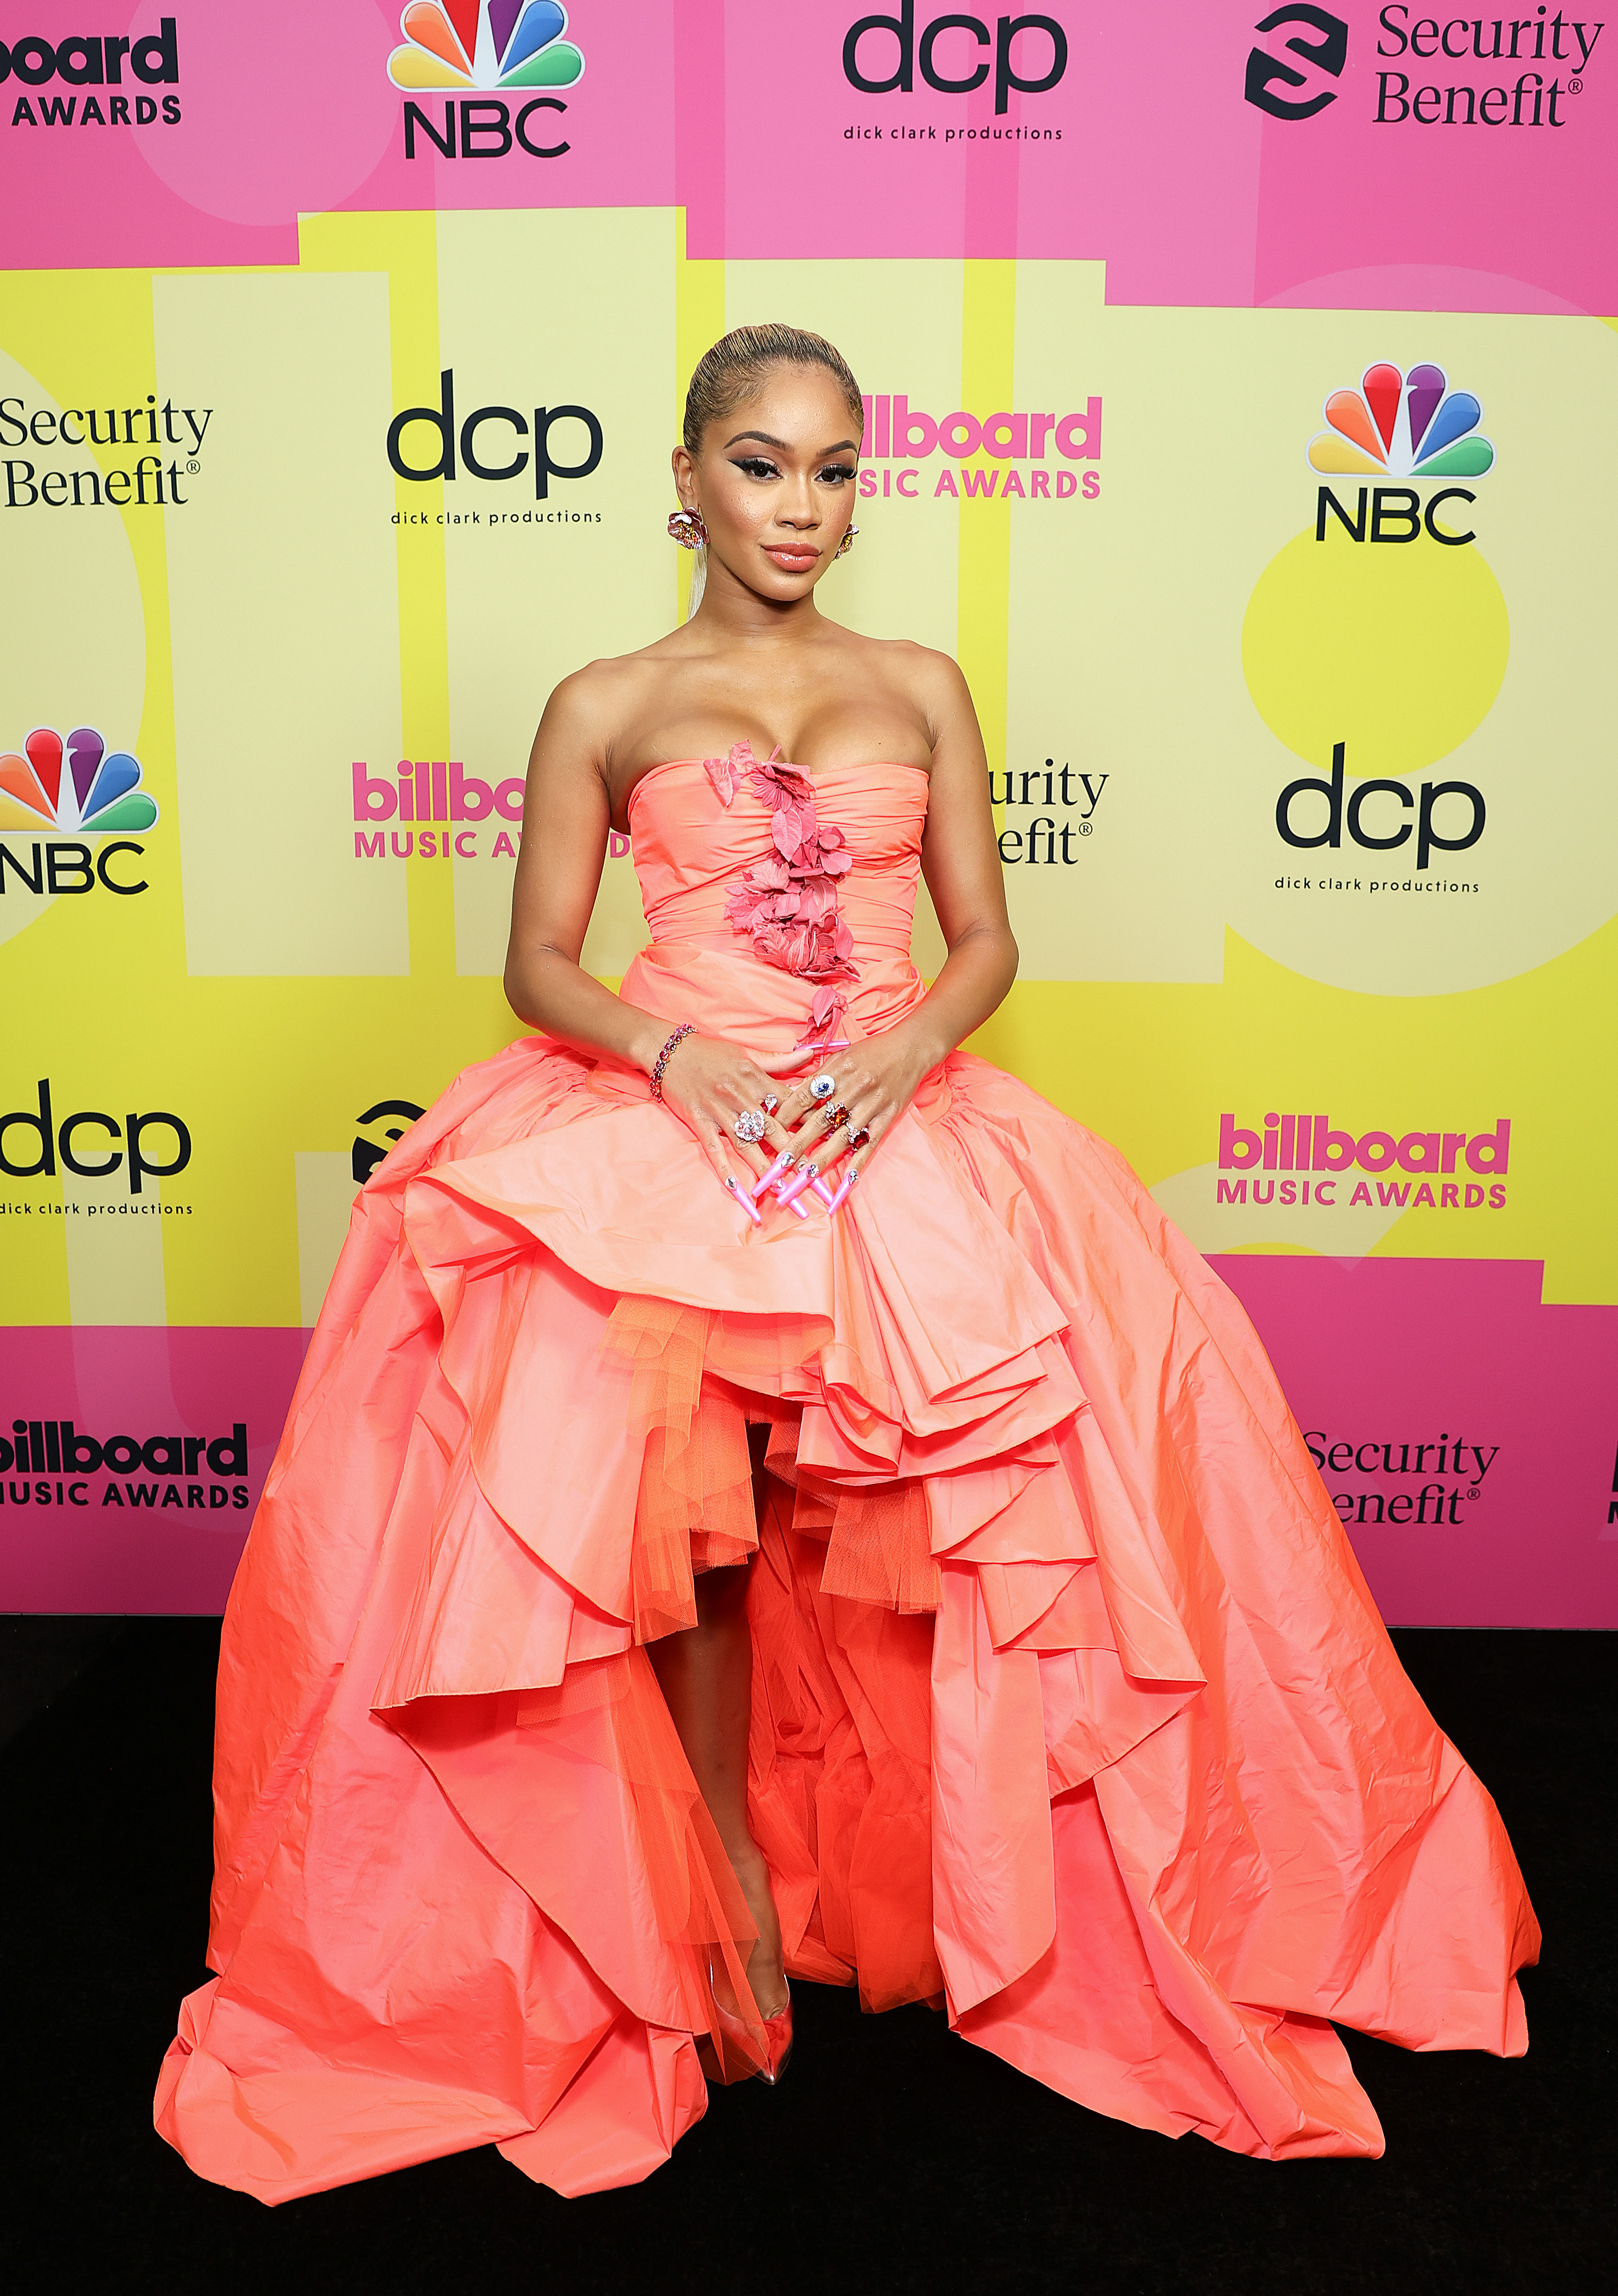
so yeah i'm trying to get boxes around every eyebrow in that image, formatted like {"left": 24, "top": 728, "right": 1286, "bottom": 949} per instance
{"left": 725, "top": 430, "right": 860, "bottom": 455}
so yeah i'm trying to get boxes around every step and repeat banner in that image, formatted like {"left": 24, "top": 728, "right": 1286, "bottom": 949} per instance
{"left": 1, "top": 1, "right": 1615, "bottom": 1622}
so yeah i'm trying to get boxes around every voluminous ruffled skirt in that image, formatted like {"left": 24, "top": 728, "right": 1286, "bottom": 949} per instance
{"left": 155, "top": 1031, "right": 1538, "bottom": 2197}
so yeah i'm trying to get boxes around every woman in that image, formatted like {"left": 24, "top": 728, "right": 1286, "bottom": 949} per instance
{"left": 157, "top": 324, "right": 1537, "bottom": 2199}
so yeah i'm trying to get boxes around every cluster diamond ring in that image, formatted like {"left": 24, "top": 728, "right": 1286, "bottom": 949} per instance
{"left": 809, "top": 1072, "right": 837, "bottom": 1102}
{"left": 733, "top": 1109, "right": 767, "bottom": 1145}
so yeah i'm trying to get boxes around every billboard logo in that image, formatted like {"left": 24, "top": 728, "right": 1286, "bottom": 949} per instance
{"left": 352, "top": 759, "right": 525, "bottom": 861}
{"left": 1243, "top": 6, "right": 1347, "bottom": 119}
{"left": 1, "top": 16, "right": 181, "bottom": 126}
{"left": 389, "top": 1, "right": 584, "bottom": 90}
{"left": 0, "top": 1417, "right": 248, "bottom": 1511}
{"left": 856, "top": 391, "right": 1101, "bottom": 500}
{"left": 1309, "top": 363, "right": 1495, "bottom": 481}
{"left": 1215, "top": 1109, "right": 1509, "bottom": 1213}
{"left": 0, "top": 728, "right": 157, "bottom": 837}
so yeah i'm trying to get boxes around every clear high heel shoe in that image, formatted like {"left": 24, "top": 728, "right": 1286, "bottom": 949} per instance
{"left": 703, "top": 1958, "right": 793, "bottom": 2086}
{"left": 713, "top": 1983, "right": 793, "bottom": 2084}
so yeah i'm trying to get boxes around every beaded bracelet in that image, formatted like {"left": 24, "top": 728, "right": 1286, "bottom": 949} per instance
{"left": 649, "top": 1021, "right": 695, "bottom": 1101}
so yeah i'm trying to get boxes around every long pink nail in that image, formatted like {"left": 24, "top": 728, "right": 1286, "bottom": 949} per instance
{"left": 777, "top": 1162, "right": 818, "bottom": 1208}
{"left": 786, "top": 1194, "right": 809, "bottom": 1218}
{"left": 811, "top": 1176, "right": 837, "bottom": 1207}
{"left": 727, "top": 1179, "right": 763, "bottom": 1227}
{"left": 826, "top": 1173, "right": 856, "bottom": 1216}
{"left": 751, "top": 1152, "right": 792, "bottom": 1198}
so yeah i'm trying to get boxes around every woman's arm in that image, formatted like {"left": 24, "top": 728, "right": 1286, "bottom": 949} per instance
{"left": 503, "top": 672, "right": 796, "bottom": 1195}
{"left": 503, "top": 668, "right": 668, "bottom": 1072}
{"left": 903, "top": 648, "right": 1021, "bottom": 1064}
{"left": 765, "top": 651, "right": 1017, "bottom": 1184}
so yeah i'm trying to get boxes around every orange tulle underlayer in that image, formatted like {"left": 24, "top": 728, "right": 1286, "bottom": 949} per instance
{"left": 603, "top": 1297, "right": 940, "bottom": 1643}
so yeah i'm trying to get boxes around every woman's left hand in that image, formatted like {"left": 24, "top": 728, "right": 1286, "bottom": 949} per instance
{"left": 758, "top": 1028, "right": 935, "bottom": 1194}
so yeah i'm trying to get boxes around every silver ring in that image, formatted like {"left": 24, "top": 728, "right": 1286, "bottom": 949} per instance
{"left": 809, "top": 1072, "right": 836, "bottom": 1102}
{"left": 733, "top": 1109, "right": 767, "bottom": 1144}
{"left": 760, "top": 1093, "right": 780, "bottom": 1118}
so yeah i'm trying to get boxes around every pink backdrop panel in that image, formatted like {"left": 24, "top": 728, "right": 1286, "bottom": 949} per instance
{"left": 1216, "top": 1254, "right": 1618, "bottom": 1629}
{"left": 682, "top": 0, "right": 1617, "bottom": 312}
{"left": 0, "top": 1326, "right": 308, "bottom": 1614}
{"left": 1253, "top": 10, "right": 1618, "bottom": 314}
{"left": 5, "top": 1264, "right": 1615, "bottom": 1624}
{"left": 0, "top": 1, "right": 675, "bottom": 271}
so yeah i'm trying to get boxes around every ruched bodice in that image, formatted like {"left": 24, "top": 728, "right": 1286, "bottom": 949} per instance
{"left": 630, "top": 756, "right": 928, "bottom": 959}
{"left": 157, "top": 750, "right": 1536, "bottom": 2204}
{"left": 623, "top": 756, "right": 932, "bottom": 1043}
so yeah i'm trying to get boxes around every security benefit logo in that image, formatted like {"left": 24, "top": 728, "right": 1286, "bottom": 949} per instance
{"left": 352, "top": 1099, "right": 425, "bottom": 1184}
{"left": 1, "top": 14, "right": 181, "bottom": 129}
{"left": 387, "top": 369, "right": 603, "bottom": 532}
{"left": 0, "top": 728, "right": 157, "bottom": 912}
{"left": 389, "top": 1, "right": 585, "bottom": 160}
{"left": 1305, "top": 1426, "right": 1500, "bottom": 1533}
{"left": 0, "top": 1417, "right": 248, "bottom": 1516}
{"left": 1241, "top": 6, "right": 1603, "bottom": 130}
{"left": 2, "top": 388, "right": 212, "bottom": 514}
{"left": 992, "top": 757, "right": 1107, "bottom": 866}
{"left": 1244, "top": 6, "right": 1348, "bottom": 119}
{"left": 1243, "top": 359, "right": 1505, "bottom": 901}
{"left": 1373, "top": 5, "right": 1602, "bottom": 129}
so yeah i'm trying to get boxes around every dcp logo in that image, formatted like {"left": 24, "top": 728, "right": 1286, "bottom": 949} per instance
{"left": 844, "top": 4, "right": 1067, "bottom": 114}
{"left": 387, "top": 369, "right": 602, "bottom": 500}
{"left": 1244, "top": 5, "right": 1348, "bottom": 118}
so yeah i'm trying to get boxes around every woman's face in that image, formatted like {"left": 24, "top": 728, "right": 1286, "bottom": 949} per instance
{"left": 674, "top": 364, "right": 861, "bottom": 604}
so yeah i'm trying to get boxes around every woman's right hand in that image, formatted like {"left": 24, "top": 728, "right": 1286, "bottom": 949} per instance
{"left": 653, "top": 1031, "right": 798, "bottom": 1199}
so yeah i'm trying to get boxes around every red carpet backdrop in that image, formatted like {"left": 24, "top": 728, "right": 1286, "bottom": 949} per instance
{"left": 0, "top": 1, "right": 1614, "bottom": 1621}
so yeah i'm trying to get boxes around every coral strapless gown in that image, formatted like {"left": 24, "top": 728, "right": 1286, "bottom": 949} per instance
{"left": 156, "top": 751, "right": 1538, "bottom": 2199}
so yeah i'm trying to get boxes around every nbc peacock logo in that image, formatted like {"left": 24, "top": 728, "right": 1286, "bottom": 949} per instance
{"left": 388, "top": 0, "right": 585, "bottom": 91}
{"left": 1307, "top": 362, "right": 1495, "bottom": 481}
{"left": 0, "top": 728, "right": 158, "bottom": 837}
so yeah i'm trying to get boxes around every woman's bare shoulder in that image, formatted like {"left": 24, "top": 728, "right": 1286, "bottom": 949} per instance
{"left": 537, "top": 634, "right": 685, "bottom": 749}
{"left": 837, "top": 629, "right": 973, "bottom": 724}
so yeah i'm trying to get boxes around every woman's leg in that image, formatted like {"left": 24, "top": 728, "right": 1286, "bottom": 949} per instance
{"left": 646, "top": 1429, "right": 786, "bottom": 2017}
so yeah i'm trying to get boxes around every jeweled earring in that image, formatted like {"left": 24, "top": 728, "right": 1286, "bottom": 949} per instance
{"left": 669, "top": 508, "right": 709, "bottom": 549}
{"left": 834, "top": 524, "right": 859, "bottom": 559}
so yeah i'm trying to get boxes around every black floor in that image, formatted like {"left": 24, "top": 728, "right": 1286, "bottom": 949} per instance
{"left": 5, "top": 1622, "right": 1611, "bottom": 2296}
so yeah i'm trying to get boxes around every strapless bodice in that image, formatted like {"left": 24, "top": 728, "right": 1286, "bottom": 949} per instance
{"left": 622, "top": 755, "right": 932, "bottom": 1045}
{"left": 628, "top": 756, "right": 928, "bottom": 955}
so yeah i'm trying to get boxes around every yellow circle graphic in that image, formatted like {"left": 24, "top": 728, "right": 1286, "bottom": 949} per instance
{"left": 1242, "top": 523, "right": 1509, "bottom": 776}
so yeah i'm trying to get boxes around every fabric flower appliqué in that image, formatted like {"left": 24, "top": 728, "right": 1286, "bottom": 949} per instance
{"left": 705, "top": 743, "right": 858, "bottom": 987}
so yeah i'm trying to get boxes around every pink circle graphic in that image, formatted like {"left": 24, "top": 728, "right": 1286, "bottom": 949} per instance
{"left": 128, "top": 0, "right": 399, "bottom": 228}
